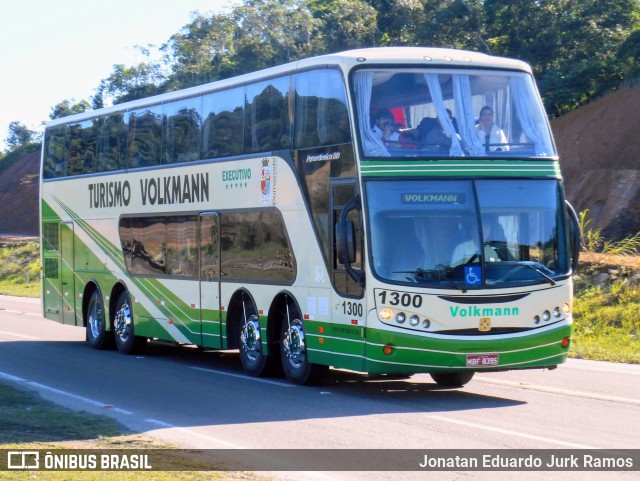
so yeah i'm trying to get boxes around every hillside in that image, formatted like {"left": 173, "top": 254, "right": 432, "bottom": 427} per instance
{"left": 1, "top": 87, "right": 640, "bottom": 238}
{"left": 0, "top": 151, "right": 39, "bottom": 235}
{"left": 551, "top": 86, "right": 640, "bottom": 239}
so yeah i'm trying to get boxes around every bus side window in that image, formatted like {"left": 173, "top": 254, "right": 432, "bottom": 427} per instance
{"left": 43, "top": 126, "right": 69, "bottom": 179}
{"left": 244, "top": 77, "right": 291, "bottom": 154}
{"left": 201, "top": 88, "right": 245, "bottom": 159}
{"left": 68, "top": 119, "right": 98, "bottom": 176}
{"left": 294, "top": 69, "right": 351, "bottom": 149}
{"left": 128, "top": 106, "right": 163, "bottom": 168}
{"left": 96, "top": 113, "right": 128, "bottom": 172}
{"left": 164, "top": 97, "right": 201, "bottom": 164}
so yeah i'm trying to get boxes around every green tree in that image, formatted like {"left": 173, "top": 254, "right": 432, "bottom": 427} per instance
{"left": 49, "top": 99, "right": 91, "bottom": 120}
{"left": 309, "top": 0, "right": 378, "bottom": 52}
{"left": 97, "top": 46, "right": 166, "bottom": 105}
{"left": 485, "top": 0, "right": 640, "bottom": 116}
{"left": 161, "top": 12, "right": 238, "bottom": 89}
{"left": 5, "top": 121, "right": 36, "bottom": 151}
{"left": 232, "top": 0, "right": 322, "bottom": 74}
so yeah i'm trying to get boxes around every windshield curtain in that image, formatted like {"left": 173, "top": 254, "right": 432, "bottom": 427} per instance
{"left": 367, "top": 179, "right": 570, "bottom": 289}
{"left": 354, "top": 69, "right": 556, "bottom": 159}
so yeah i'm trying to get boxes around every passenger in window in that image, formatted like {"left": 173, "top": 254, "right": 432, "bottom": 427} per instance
{"left": 476, "top": 106, "right": 509, "bottom": 152}
{"left": 372, "top": 109, "right": 400, "bottom": 143}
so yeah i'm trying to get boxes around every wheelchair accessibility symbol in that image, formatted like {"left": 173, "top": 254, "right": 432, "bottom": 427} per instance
{"left": 464, "top": 266, "right": 482, "bottom": 286}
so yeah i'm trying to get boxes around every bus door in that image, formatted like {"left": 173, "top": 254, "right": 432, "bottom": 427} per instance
{"left": 198, "top": 213, "right": 222, "bottom": 348}
{"left": 60, "top": 221, "right": 78, "bottom": 325}
{"left": 331, "top": 181, "right": 366, "bottom": 371}
{"left": 42, "top": 222, "right": 62, "bottom": 322}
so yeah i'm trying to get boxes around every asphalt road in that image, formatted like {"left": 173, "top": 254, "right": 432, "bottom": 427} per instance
{"left": 1, "top": 294, "right": 639, "bottom": 481}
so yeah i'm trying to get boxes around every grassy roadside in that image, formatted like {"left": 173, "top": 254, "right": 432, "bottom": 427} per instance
{"left": 0, "top": 239, "right": 40, "bottom": 298}
{"left": 0, "top": 383, "right": 263, "bottom": 480}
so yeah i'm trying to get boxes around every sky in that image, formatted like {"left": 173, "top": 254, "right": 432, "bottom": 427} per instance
{"left": 0, "top": 0, "right": 237, "bottom": 150}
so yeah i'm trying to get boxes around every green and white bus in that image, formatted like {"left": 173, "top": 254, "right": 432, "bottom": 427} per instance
{"left": 40, "top": 47, "right": 580, "bottom": 385}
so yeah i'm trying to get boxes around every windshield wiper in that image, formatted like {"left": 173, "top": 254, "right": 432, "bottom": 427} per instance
{"left": 518, "top": 262, "right": 556, "bottom": 286}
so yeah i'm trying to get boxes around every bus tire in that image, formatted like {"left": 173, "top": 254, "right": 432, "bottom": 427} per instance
{"left": 280, "top": 315, "right": 327, "bottom": 385}
{"left": 430, "top": 371, "right": 475, "bottom": 387}
{"left": 113, "top": 290, "right": 146, "bottom": 355}
{"left": 239, "top": 313, "right": 278, "bottom": 377}
{"left": 86, "top": 290, "right": 114, "bottom": 350}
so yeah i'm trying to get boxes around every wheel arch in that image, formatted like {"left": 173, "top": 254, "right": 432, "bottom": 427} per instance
{"left": 109, "top": 281, "right": 130, "bottom": 330}
{"left": 267, "top": 290, "right": 300, "bottom": 348}
{"left": 81, "top": 280, "right": 102, "bottom": 328}
{"left": 225, "top": 288, "right": 258, "bottom": 349}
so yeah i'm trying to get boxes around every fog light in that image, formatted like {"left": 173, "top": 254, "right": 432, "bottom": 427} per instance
{"left": 422, "top": 319, "right": 431, "bottom": 329}
{"left": 542, "top": 310, "right": 551, "bottom": 322}
{"left": 409, "top": 315, "right": 420, "bottom": 326}
{"left": 395, "top": 312, "right": 406, "bottom": 324}
{"left": 380, "top": 308, "right": 393, "bottom": 321}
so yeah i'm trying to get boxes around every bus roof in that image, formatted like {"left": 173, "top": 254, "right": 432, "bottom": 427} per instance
{"left": 45, "top": 47, "right": 532, "bottom": 128}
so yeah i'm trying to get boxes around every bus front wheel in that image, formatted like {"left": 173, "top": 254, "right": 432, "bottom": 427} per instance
{"left": 430, "top": 371, "right": 475, "bottom": 387}
{"left": 113, "top": 291, "right": 146, "bottom": 355}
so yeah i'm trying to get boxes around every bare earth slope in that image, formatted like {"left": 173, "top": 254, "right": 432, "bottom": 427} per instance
{"left": 0, "top": 151, "right": 39, "bottom": 235}
{"left": 551, "top": 87, "right": 640, "bottom": 239}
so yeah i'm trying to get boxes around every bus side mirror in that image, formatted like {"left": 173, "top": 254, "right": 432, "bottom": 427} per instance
{"left": 566, "top": 201, "right": 580, "bottom": 273}
{"left": 336, "top": 220, "right": 356, "bottom": 264}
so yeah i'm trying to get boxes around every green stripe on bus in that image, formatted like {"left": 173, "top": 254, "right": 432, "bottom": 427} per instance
{"left": 360, "top": 160, "right": 561, "bottom": 177}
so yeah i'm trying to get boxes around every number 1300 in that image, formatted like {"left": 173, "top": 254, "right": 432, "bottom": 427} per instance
{"left": 378, "top": 290, "right": 423, "bottom": 308}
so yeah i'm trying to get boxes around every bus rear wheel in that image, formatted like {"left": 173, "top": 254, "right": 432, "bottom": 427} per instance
{"left": 280, "top": 316, "right": 327, "bottom": 385}
{"left": 430, "top": 371, "right": 475, "bottom": 387}
{"left": 86, "top": 290, "right": 113, "bottom": 350}
{"left": 113, "top": 291, "right": 146, "bottom": 355}
{"left": 239, "top": 313, "right": 278, "bottom": 377}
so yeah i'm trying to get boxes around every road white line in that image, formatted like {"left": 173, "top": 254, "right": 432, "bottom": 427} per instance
{"left": 427, "top": 414, "right": 597, "bottom": 449}
{"left": 0, "top": 371, "right": 26, "bottom": 382}
{"left": 0, "top": 370, "right": 133, "bottom": 415}
{"left": 145, "top": 418, "right": 246, "bottom": 448}
{"left": 190, "top": 366, "right": 295, "bottom": 387}
{"left": 26, "top": 382, "right": 134, "bottom": 415}
{"left": 0, "top": 329, "right": 39, "bottom": 340}
{"left": 474, "top": 375, "right": 640, "bottom": 406}
{"left": 0, "top": 309, "right": 42, "bottom": 318}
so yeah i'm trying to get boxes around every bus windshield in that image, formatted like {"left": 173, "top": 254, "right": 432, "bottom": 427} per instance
{"left": 367, "top": 179, "right": 570, "bottom": 289}
{"left": 353, "top": 68, "right": 556, "bottom": 158}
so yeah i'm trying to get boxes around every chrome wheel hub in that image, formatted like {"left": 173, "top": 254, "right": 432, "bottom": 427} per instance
{"left": 283, "top": 320, "right": 306, "bottom": 368}
{"left": 240, "top": 315, "right": 262, "bottom": 361}
{"left": 114, "top": 301, "right": 132, "bottom": 340}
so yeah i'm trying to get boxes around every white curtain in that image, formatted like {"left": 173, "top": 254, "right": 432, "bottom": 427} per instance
{"left": 424, "top": 74, "right": 464, "bottom": 156}
{"left": 511, "top": 76, "right": 549, "bottom": 156}
{"left": 453, "top": 75, "right": 485, "bottom": 156}
{"left": 354, "top": 72, "right": 389, "bottom": 157}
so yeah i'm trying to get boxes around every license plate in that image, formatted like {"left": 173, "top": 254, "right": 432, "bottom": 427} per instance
{"left": 466, "top": 353, "right": 499, "bottom": 367}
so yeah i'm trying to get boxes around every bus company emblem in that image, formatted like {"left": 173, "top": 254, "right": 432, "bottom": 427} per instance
{"left": 260, "top": 158, "right": 272, "bottom": 205}
{"left": 479, "top": 317, "right": 491, "bottom": 332}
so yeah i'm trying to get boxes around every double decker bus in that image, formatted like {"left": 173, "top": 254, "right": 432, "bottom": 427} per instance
{"left": 40, "top": 47, "right": 580, "bottom": 386}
